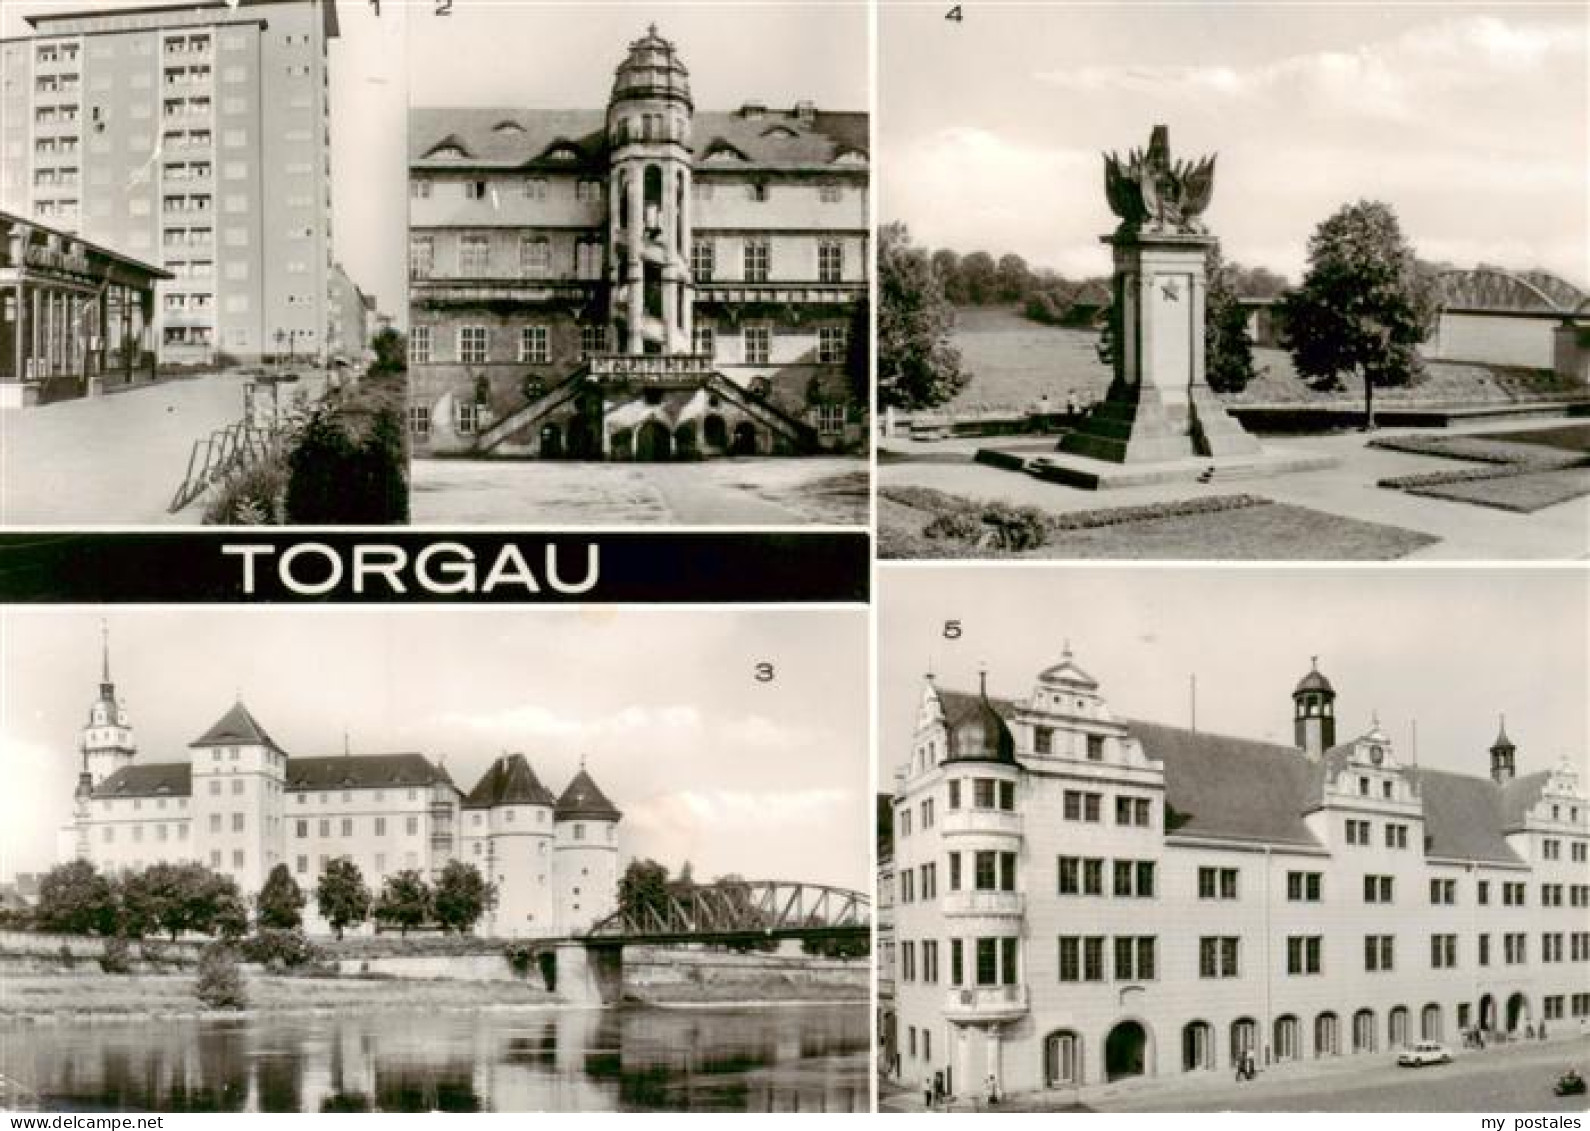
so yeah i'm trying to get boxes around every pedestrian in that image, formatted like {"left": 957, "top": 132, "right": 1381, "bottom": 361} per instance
{"left": 985, "top": 1073, "right": 1001, "bottom": 1107}
{"left": 923, "top": 1072, "right": 934, "bottom": 1111}
{"left": 933, "top": 1069, "right": 946, "bottom": 1109}
{"left": 1538, "top": 1022, "right": 1546, "bottom": 1041}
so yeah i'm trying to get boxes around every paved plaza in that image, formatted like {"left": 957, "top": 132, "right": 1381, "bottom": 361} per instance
{"left": 412, "top": 457, "right": 871, "bottom": 526}
{"left": 0, "top": 372, "right": 322, "bottom": 526}
{"left": 882, "top": 1031, "right": 1590, "bottom": 1113}
{"left": 880, "top": 416, "right": 1590, "bottom": 559}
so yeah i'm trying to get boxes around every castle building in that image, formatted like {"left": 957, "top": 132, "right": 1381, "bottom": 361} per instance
{"left": 406, "top": 25, "right": 869, "bottom": 460}
{"left": 1, "top": 0, "right": 341, "bottom": 367}
{"left": 888, "top": 650, "right": 1590, "bottom": 1099}
{"left": 65, "top": 634, "right": 622, "bottom": 938}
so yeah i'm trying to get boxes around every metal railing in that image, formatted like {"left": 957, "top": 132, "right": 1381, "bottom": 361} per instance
{"left": 168, "top": 419, "right": 274, "bottom": 513}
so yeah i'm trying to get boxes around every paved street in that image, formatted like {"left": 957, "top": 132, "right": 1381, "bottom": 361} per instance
{"left": 0, "top": 372, "right": 309, "bottom": 526}
{"left": 412, "top": 456, "right": 870, "bottom": 526}
{"left": 879, "top": 416, "right": 1590, "bottom": 559}
{"left": 882, "top": 1032, "right": 1590, "bottom": 1113}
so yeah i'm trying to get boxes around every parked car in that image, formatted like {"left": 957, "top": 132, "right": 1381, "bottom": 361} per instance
{"left": 1397, "top": 1041, "right": 1453, "bottom": 1067}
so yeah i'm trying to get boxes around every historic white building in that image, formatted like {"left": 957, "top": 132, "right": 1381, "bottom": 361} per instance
{"left": 888, "top": 649, "right": 1590, "bottom": 1099}
{"left": 63, "top": 635, "right": 621, "bottom": 938}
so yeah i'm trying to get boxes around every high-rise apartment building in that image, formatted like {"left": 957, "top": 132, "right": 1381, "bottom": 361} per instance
{"left": 0, "top": 0, "right": 339, "bottom": 366}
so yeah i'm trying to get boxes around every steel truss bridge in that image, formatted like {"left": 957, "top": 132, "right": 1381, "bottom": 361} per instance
{"left": 584, "top": 880, "right": 869, "bottom": 947}
{"left": 1434, "top": 267, "right": 1588, "bottom": 315}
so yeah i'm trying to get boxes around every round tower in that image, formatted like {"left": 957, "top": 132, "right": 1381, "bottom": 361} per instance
{"left": 606, "top": 25, "right": 694, "bottom": 355}
{"left": 80, "top": 623, "right": 135, "bottom": 786}
{"left": 553, "top": 764, "right": 622, "bottom": 935}
{"left": 463, "top": 754, "right": 557, "bottom": 938}
{"left": 1292, "top": 657, "right": 1336, "bottom": 760}
{"left": 1489, "top": 716, "right": 1516, "bottom": 784}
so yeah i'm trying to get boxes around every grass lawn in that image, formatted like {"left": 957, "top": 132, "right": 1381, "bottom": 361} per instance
{"left": 1473, "top": 423, "right": 1590, "bottom": 454}
{"left": 1403, "top": 468, "right": 1590, "bottom": 513}
{"left": 878, "top": 495, "right": 1436, "bottom": 560}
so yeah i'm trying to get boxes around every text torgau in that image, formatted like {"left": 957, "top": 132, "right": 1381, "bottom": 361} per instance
{"left": 222, "top": 542, "right": 601, "bottom": 597}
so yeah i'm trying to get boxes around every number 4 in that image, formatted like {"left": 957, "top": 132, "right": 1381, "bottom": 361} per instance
{"left": 945, "top": 5, "right": 963, "bottom": 22}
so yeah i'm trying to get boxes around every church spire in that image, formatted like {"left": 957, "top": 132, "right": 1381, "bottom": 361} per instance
{"left": 99, "top": 619, "right": 115, "bottom": 700}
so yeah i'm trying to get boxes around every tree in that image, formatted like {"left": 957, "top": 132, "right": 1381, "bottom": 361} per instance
{"left": 35, "top": 860, "right": 119, "bottom": 937}
{"left": 373, "top": 869, "right": 432, "bottom": 936}
{"left": 367, "top": 326, "right": 406, "bottom": 379}
{"left": 284, "top": 407, "right": 358, "bottom": 525}
{"left": 433, "top": 861, "right": 497, "bottom": 935}
{"left": 120, "top": 863, "right": 246, "bottom": 941}
{"left": 315, "top": 857, "right": 371, "bottom": 941}
{"left": 957, "top": 251, "right": 997, "bottom": 305}
{"left": 257, "top": 863, "right": 306, "bottom": 931}
{"left": 1279, "top": 200, "right": 1436, "bottom": 427}
{"left": 995, "top": 253, "right": 1032, "bottom": 304}
{"left": 194, "top": 942, "right": 248, "bottom": 1010}
{"left": 617, "top": 858, "right": 671, "bottom": 927}
{"left": 930, "top": 249, "right": 964, "bottom": 304}
{"left": 878, "top": 223, "right": 968, "bottom": 411}
{"left": 1205, "top": 247, "right": 1257, "bottom": 394}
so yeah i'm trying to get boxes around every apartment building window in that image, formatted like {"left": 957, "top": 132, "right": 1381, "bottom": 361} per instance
{"left": 318, "top": 819, "right": 330, "bottom": 837}
{"left": 295, "top": 820, "right": 308, "bottom": 838}
{"left": 409, "top": 326, "right": 432, "bottom": 365}
{"left": 1363, "top": 875, "right": 1394, "bottom": 903}
{"left": 901, "top": 941, "right": 914, "bottom": 981}
{"left": 580, "top": 324, "right": 606, "bottom": 357}
{"left": 1113, "top": 936, "right": 1156, "bottom": 981}
{"left": 575, "top": 179, "right": 602, "bottom": 203}
{"left": 818, "top": 182, "right": 842, "bottom": 204}
{"left": 340, "top": 818, "right": 353, "bottom": 837}
{"left": 231, "top": 778, "right": 244, "bottom": 795}
{"left": 899, "top": 869, "right": 913, "bottom": 903}
{"left": 1478, "top": 879, "right": 1490, "bottom": 905}
{"left": 816, "top": 404, "right": 845, "bottom": 435}
{"left": 1062, "top": 790, "right": 1102, "bottom": 822}
{"left": 406, "top": 816, "right": 419, "bottom": 836}
{"left": 459, "top": 235, "right": 491, "bottom": 275}
{"left": 1287, "top": 871, "right": 1322, "bottom": 902}
{"left": 1198, "top": 867, "right": 1238, "bottom": 900}
{"left": 919, "top": 862, "right": 936, "bottom": 899}
{"left": 743, "top": 325, "right": 770, "bottom": 365}
{"left": 1058, "top": 935, "right": 1105, "bottom": 983}
{"left": 1287, "top": 935, "right": 1323, "bottom": 975}
{"left": 1345, "top": 818, "right": 1370, "bottom": 845}
{"left": 922, "top": 940, "right": 939, "bottom": 983}
{"left": 410, "top": 178, "right": 432, "bottom": 199}
{"left": 1503, "top": 882, "right": 1526, "bottom": 906}
{"left": 691, "top": 238, "right": 715, "bottom": 282}
{"left": 524, "top": 177, "right": 547, "bottom": 200}
{"left": 1385, "top": 823, "right": 1409, "bottom": 849}
{"left": 1430, "top": 878, "right": 1457, "bottom": 904}
{"left": 458, "top": 327, "right": 488, "bottom": 364}
{"left": 920, "top": 798, "right": 935, "bottom": 829}
{"left": 746, "top": 182, "right": 769, "bottom": 203}
{"left": 973, "top": 850, "right": 1016, "bottom": 891}
{"left": 818, "top": 325, "right": 847, "bottom": 365}
{"left": 296, "top": 855, "right": 308, "bottom": 874}
{"left": 1479, "top": 933, "right": 1491, "bottom": 965}
{"left": 409, "top": 236, "right": 433, "bottom": 278}
{"left": 693, "top": 324, "right": 715, "bottom": 357}
{"left": 1541, "top": 883, "right": 1563, "bottom": 907}
{"left": 1503, "top": 933, "right": 1526, "bottom": 964}
{"left": 818, "top": 239, "right": 843, "bottom": 284}
{"left": 1541, "top": 932, "right": 1564, "bottom": 963}
{"left": 744, "top": 238, "right": 770, "bottom": 283}
{"left": 408, "top": 405, "right": 431, "bottom": 439}
{"left": 464, "top": 180, "right": 488, "bottom": 201}
{"left": 231, "top": 813, "right": 245, "bottom": 832}
{"left": 1430, "top": 934, "right": 1458, "bottom": 968}
{"left": 520, "top": 235, "right": 550, "bottom": 277}
{"left": 1114, "top": 860, "right": 1155, "bottom": 898}
{"left": 1573, "top": 843, "right": 1587, "bottom": 863}
{"left": 520, "top": 325, "right": 549, "bottom": 364}
{"left": 1115, "top": 796, "right": 1152, "bottom": 827}
{"left": 576, "top": 239, "right": 603, "bottom": 280}
{"left": 233, "top": 850, "right": 245, "bottom": 869}
{"left": 1199, "top": 937, "right": 1239, "bottom": 978}
{"left": 898, "top": 809, "right": 911, "bottom": 837}
{"left": 1364, "top": 935, "right": 1395, "bottom": 971}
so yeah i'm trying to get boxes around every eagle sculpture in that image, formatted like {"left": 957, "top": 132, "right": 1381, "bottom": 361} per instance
{"left": 1103, "top": 126, "right": 1216, "bottom": 237}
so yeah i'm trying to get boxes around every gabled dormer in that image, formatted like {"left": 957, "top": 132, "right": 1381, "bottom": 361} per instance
{"left": 1320, "top": 718, "right": 1419, "bottom": 809}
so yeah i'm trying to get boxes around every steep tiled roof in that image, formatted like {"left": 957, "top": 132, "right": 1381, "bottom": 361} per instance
{"left": 191, "top": 701, "right": 281, "bottom": 751}
{"left": 409, "top": 108, "right": 867, "bottom": 172}
{"left": 462, "top": 753, "right": 557, "bottom": 809}
{"left": 935, "top": 688, "right": 1018, "bottom": 765}
{"left": 1411, "top": 767, "right": 1524, "bottom": 864}
{"left": 1499, "top": 770, "right": 1552, "bottom": 832}
{"left": 555, "top": 769, "right": 621, "bottom": 821}
{"left": 92, "top": 762, "right": 190, "bottom": 800}
{"left": 1124, "top": 720, "right": 1324, "bottom": 848}
{"left": 286, "top": 753, "right": 452, "bottom": 792}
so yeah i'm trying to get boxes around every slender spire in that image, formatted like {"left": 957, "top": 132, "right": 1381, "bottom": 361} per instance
{"left": 101, "top": 619, "right": 111, "bottom": 684}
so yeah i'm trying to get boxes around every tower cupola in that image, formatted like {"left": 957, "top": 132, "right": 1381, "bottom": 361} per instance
{"left": 1489, "top": 716, "right": 1516, "bottom": 784}
{"left": 1292, "top": 656, "right": 1336, "bottom": 760}
{"left": 80, "top": 622, "right": 136, "bottom": 786}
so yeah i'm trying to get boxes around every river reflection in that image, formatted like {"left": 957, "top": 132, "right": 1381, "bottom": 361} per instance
{"left": 1, "top": 1003, "right": 868, "bottom": 1113}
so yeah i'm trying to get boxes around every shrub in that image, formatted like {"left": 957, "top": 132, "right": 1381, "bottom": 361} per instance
{"left": 240, "top": 928, "right": 322, "bottom": 970}
{"left": 921, "top": 511, "right": 983, "bottom": 542}
{"left": 202, "top": 459, "right": 288, "bottom": 525}
{"left": 98, "top": 936, "right": 133, "bottom": 974}
{"left": 979, "top": 503, "right": 1048, "bottom": 551}
{"left": 504, "top": 940, "right": 536, "bottom": 976}
{"left": 194, "top": 943, "right": 248, "bottom": 1010}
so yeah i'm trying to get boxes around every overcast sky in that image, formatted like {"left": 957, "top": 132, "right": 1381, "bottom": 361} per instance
{"left": 4, "top": 0, "right": 408, "bottom": 325}
{"left": 0, "top": 608, "right": 869, "bottom": 890}
{"left": 407, "top": 1, "right": 867, "bottom": 110}
{"left": 881, "top": 567, "right": 1589, "bottom": 787}
{"left": 881, "top": 2, "right": 1588, "bottom": 284}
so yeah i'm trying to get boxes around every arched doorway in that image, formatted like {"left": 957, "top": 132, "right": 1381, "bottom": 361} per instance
{"left": 1044, "top": 1030, "right": 1082, "bottom": 1088}
{"left": 1352, "top": 1009, "right": 1376, "bottom": 1053}
{"left": 609, "top": 428, "right": 633, "bottom": 461}
{"left": 1314, "top": 1012, "right": 1339, "bottom": 1057}
{"left": 731, "top": 420, "right": 759, "bottom": 455}
{"left": 673, "top": 421, "right": 698, "bottom": 460}
{"left": 1181, "top": 1021, "right": 1214, "bottom": 1072}
{"left": 1104, "top": 1021, "right": 1148, "bottom": 1081}
{"left": 538, "top": 423, "right": 562, "bottom": 459}
{"left": 703, "top": 413, "right": 728, "bottom": 452}
{"left": 636, "top": 419, "right": 673, "bottom": 461}
{"left": 1421, "top": 1003, "right": 1443, "bottom": 1042}
{"left": 1506, "top": 993, "right": 1529, "bottom": 1033}
{"left": 1229, "top": 1018, "right": 1257, "bottom": 1069}
{"left": 1478, "top": 994, "right": 1496, "bottom": 1033}
{"left": 1273, "top": 1015, "right": 1300, "bottom": 1062}
{"left": 1388, "top": 1006, "right": 1409, "bottom": 1049}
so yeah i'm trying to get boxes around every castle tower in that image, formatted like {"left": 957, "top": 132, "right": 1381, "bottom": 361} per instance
{"left": 606, "top": 25, "right": 694, "bottom": 355}
{"left": 189, "top": 699, "right": 287, "bottom": 897}
{"left": 553, "top": 764, "right": 622, "bottom": 936}
{"left": 461, "top": 754, "right": 557, "bottom": 938}
{"left": 1292, "top": 657, "right": 1336, "bottom": 760}
{"left": 80, "top": 623, "right": 136, "bottom": 786}
{"left": 1489, "top": 716, "right": 1516, "bottom": 784}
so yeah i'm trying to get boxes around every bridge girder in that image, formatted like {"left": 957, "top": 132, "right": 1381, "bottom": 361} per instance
{"left": 585, "top": 879, "right": 871, "bottom": 943}
{"left": 1435, "top": 267, "right": 1586, "bottom": 315}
